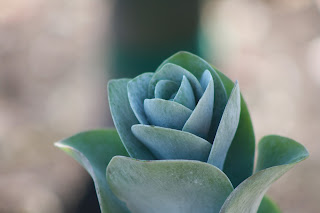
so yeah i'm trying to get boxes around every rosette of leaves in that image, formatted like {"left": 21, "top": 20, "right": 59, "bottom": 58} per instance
{"left": 55, "top": 52, "right": 309, "bottom": 213}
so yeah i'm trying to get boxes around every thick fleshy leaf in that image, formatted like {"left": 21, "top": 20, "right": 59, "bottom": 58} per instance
{"left": 107, "top": 156, "right": 234, "bottom": 213}
{"left": 148, "top": 63, "right": 203, "bottom": 100}
{"left": 173, "top": 76, "right": 196, "bottom": 110}
{"left": 108, "top": 79, "right": 155, "bottom": 160}
{"left": 200, "top": 69, "right": 213, "bottom": 90}
{"left": 255, "top": 135, "right": 309, "bottom": 172}
{"left": 257, "top": 196, "right": 281, "bottom": 213}
{"left": 219, "top": 135, "right": 309, "bottom": 213}
{"left": 127, "top": 73, "right": 153, "bottom": 125}
{"left": 154, "top": 80, "right": 179, "bottom": 99}
{"left": 182, "top": 70, "right": 214, "bottom": 139}
{"left": 217, "top": 71, "right": 255, "bottom": 187}
{"left": 156, "top": 51, "right": 228, "bottom": 142}
{"left": 54, "top": 129, "right": 129, "bottom": 213}
{"left": 207, "top": 82, "right": 240, "bottom": 170}
{"left": 144, "top": 98, "right": 192, "bottom": 130}
{"left": 131, "top": 124, "right": 212, "bottom": 161}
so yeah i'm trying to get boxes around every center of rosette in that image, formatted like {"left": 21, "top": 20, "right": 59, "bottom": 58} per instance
{"left": 143, "top": 75, "right": 198, "bottom": 130}
{"left": 154, "top": 80, "right": 179, "bottom": 100}
{"left": 126, "top": 62, "right": 217, "bottom": 161}
{"left": 144, "top": 98, "right": 192, "bottom": 130}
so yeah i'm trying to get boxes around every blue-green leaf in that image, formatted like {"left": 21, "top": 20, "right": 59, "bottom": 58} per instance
{"left": 207, "top": 82, "right": 240, "bottom": 170}
{"left": 149, "top": 63, "right": 203, "bottom": 100}
{"left": 257, "top": 196, "right": 281, "bottom": 213}
{"left": 108, "top": 79, "right": 155, "bottom": 160}
{"left": 107, "top": 156, "right": 234, "bottom": 213}
{"left": 131, "top": 124, "right": 212, "bottom": 161}
{"left": 156, "top": 51, "right": 228, "bottom": 142}
{"left": 217, "top": 71, "right": 255, "bottom": 187}
{"left": 54, "top": 129, "right": 129, "bottom": 213}
{"left": 173, "top": 76, "right": 196, "bottom": 110}
{"left": 144, "top": 98, "right": 192, "bottom": 130}
{"left": 255, "top": 135, "right": 309, "bottom": 172}
{"left": 182, "top": 70, "right": 214, "bottom": 139}
{"left": 219, "top": 135, "right": 309, "bottom": 213}
{"left": 200, "top": 69, "right": 213, "bottom": 90}
{"left": 127, "top": 73, "right": 154, "bottom": 125}
{"left": 154, "top": 80, "right": 179, "bottom": 100}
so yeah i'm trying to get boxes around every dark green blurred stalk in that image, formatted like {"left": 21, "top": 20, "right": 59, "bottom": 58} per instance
{"left": 109, "top": 0, "right": 201, "bottom": 78}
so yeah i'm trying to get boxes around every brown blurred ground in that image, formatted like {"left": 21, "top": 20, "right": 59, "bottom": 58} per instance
{"left": 0, "top": 0, "right": 319, "bottom": 212}
{"left": 0, "top": 0, "right": 109, "bottom": 212}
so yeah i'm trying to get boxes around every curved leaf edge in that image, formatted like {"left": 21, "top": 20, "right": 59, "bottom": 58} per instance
{"left": 106, "top": 156, "right": 235, "bottom": 213}
{"left": 219, "top": 135, "right": 309, "bottom": 213}
{"left": 54, "top": 129, "right": 130, "bottom": 213}
{"left": 55, "top": 142, "right": 103, "bottom": 206}
{"left": 255, "top": 134, "right": 310, "bottom": 173}
{"left": 216, "top": 70, "right": 256, "bottom": 187}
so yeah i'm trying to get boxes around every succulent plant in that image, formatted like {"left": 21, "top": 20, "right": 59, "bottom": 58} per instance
{"left": 55, "top": 51, "right": 309, "bottom": 213}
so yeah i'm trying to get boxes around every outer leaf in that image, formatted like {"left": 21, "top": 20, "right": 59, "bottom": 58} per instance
{"left": 108, "top": 79, "right": 155, "bottom": 160}
{"left": 127, "top": 72, "right": 154, "bottom": 125}
{"left": 156, "top": 51, "right": 228, "bottom": 142}
{"left": 217, "top": 71, "right": 255, "bottom": 187}
{"left": 219, "top": 135, "right": 309, "bottom": 213}
{"left": 207, "top": 82, "right": 240, "bottom": 170}
{"left": 107, "top": 156, "right": 234, "bottom": 213}
{"left": 131, "top": 124, "right": 212, "bottom": 161}
{"left": 54, "top": 129, "right": 129, "bottom": 213}
{"left": 257, "top": 196, "right": 281, "bottom": 213}
{"left": 148, "top": 63, "right": 203, "bottom": 100}
{"left": 255, "top": 135, "right": 309, "bottom": 172}
{"left": 182, "top": 70, "right": 214, "bottom": 139}
{"left": 144, "top": 98, "right": 192, "bottom": 130}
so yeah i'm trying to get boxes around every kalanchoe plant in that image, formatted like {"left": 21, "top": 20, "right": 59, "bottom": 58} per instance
{"left": 55, "top": 51, "right": 309, "bottom": 213}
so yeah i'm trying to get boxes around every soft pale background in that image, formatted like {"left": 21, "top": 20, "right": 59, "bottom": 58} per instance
{"left": 0, "top": 0, "right": 319, "bottom": 212}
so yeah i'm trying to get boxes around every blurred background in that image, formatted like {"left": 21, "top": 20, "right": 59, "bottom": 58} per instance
{"left": 0, "top": 0, "right": 319, "bottom": 212}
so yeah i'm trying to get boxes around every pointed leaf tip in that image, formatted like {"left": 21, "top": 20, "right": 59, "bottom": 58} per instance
{"left": 182, "top": 71, "right": 214, "bottom": 139}
{"left": 207, "top": 81, "right": 241, "bottom": 170}
{"left": 217, "top": 70, "right": 255, "bottom": 187}
{"left": 173, "top": 75, "right": 196, "bottom": 110}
